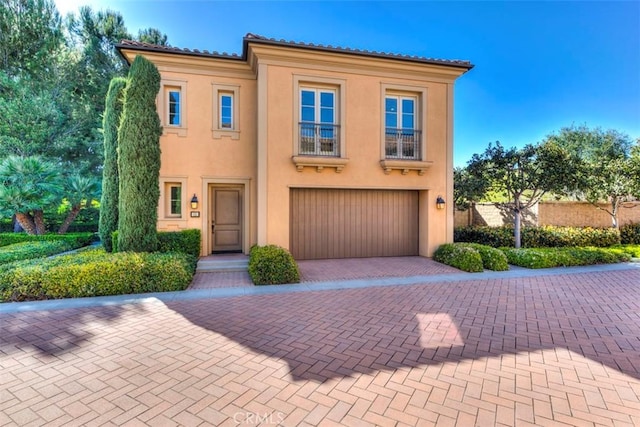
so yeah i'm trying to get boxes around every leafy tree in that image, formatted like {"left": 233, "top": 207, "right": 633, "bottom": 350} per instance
{"left": 453, "top": 166, "right": 489, "bottom": 211}
{"left": 117, "top": 55, "right": 162, "bottom": 252}
{"left": 467, "top": 141, "right": 578, "bottom": 248}
{"left": 99, "top": 77, "right": 126, "bottom": 251}
{"left": 546, "top": 125, "right": 639, "bottom": 228}
{"left": 0, "top": 156, "right": 63, "bottom": 234}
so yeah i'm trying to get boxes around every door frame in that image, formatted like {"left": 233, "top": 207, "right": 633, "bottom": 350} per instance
{"left": 202, "top": 178, "right": 251, "bottom": 255}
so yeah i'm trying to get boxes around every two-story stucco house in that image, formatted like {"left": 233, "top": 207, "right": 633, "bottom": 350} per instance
{"left": 116, "top": 34, "right": 473, "bottom": 259}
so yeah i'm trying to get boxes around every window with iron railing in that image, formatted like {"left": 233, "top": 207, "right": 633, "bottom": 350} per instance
{"left": 385, "top": 95, "right": 421, "bottom": 160}
{"left": 385, "top": 128, "right": 422, "bottom": 160}
{"left": 299, "top": 122, "right": 340, "bottom": 156}
{"left": 299, "top": 88, "right": 340, "bottom": 157}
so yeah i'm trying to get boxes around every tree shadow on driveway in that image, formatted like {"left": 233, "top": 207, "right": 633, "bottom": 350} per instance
{"left": 167, "top": 269, "right": 640, "bottom": 382}
{"left": 0, "top": 304, "right": 145, "bottom": 358}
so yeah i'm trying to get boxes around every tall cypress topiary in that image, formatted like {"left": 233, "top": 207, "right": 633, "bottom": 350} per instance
{"left": 117, "top": 55, "right": 162, "bottom": 252}
{"left": 98, "top": 77, "right": 127, "bottom": 252}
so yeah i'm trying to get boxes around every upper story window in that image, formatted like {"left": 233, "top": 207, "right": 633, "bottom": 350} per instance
{"left": 159, "top": 79, "right": 187, "bottom": 137}
{"left": 299, "top": 87, "right": 340, "bottom": 157}
{"left": 212, "top": 83, "right": 240, "bottom": 139}
{"left": 219, "top": 92, "right": 233, "bottom": 129}
{"left": 385, "top": 94, "right": 421, "bottom": 160}
{"left": 167, "top": 88, "right": 181, "bottom": 126}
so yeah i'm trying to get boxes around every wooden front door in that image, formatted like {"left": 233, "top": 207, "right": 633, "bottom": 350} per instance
{"left": 211, "top": 186, "right": 243, "bottom": 253}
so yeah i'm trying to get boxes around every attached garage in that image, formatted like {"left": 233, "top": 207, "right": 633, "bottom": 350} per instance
{"left": 290, "top": 188, "right": 419, "bottom": 260}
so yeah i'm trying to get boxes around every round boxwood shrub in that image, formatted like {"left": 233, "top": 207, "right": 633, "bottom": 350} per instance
{"left": 248, "top": 245, "right": 300, "bottom": 285}
{"left": 433, "top": 243, "right": 484, "bottom": 272}
{"left": 460, "top": 243, "right": 509, "bottom": 271}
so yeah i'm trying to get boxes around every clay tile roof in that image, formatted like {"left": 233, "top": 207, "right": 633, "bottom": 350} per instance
{"left": 117, "top": 34, "right": 473, "bottom": 70}
{"left": 242, "top": 33, "right": 473, "bottom": 69}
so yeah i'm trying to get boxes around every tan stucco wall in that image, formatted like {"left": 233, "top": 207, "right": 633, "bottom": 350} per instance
{"left": 120, "top": 43, "right": 467, "bottom": 257}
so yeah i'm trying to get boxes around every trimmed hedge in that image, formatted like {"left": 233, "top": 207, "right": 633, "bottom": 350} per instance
{"left": 455, "top": 225, "right": 620, "bottom": 248}
{"left": 500, "top": 247, "right": 630, "bottom": 269}
{"left": 433, "top": 243, "right": 484, "bottom": 272}
{"left": 0, "top": 232, "right": 96, "bottom": 248}
{"left": 112, "top": 229, "right": 201, "bottom": 259}
{"left": 157, "top": 229, "right": 201, "bottom": 258}
{"left": 248, "top": 245, "right": 300, "bottom": 285}
{"left": 459, "top": 243, "right": 509, "bottom": 271}
{"left": 0, "top": 241, "right": 74, "bottom": 265}
{"left": 620, "top": 223, "right": 640, "bottom": 245}
{"left": 0, "top": 248, "right": 195, "bottom": 302}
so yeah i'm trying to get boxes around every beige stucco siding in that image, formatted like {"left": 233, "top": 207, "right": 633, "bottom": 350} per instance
{"left": 260, "top": 61, "right": 452, "bottom": 255}
{"left": 118, "top": 40, "right": 469, "bottom": 257}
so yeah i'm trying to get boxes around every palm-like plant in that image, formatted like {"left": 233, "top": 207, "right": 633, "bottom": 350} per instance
{"left": 58, "top": 174, "right": 101, "bottom": 233}
{"left": 0, "top": 155, "right": 63, "bottom": 234}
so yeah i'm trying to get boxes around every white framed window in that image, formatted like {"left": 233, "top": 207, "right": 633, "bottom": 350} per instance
{"left": 212, "top": 83, "right": 240, "bottom": 139}
{"left": 167, "top": 88, "right": 181, "bottom": 126}
{"left": 381, "top": 84, "right": 426, "bottom": 161}
{"left": 159, "top": 177, "right": 188, "bottom": 220}
{"left": 298, "top": 86, "right": 339, "bottom": 156}
{"left": 158, "top": 79, "right": 187, "bottom": 137}
{"left": 219, "top": 92, "right": 233, "bottom": 129}
{"left": 293, "top": 75, "right": 346, "bottom": 159}
{"left": 165, "top": 182, "right": 182, "bottom": 218}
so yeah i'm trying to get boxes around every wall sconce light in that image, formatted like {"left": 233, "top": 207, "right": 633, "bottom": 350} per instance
{"left": 436, "top": 195, "right": 446, "bottom": 210}
{"left": 190, "top": 194, "right": 199, "bottom": 210}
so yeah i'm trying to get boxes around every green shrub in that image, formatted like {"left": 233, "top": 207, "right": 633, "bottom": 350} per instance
{"left": 620, "top": 223, "right": 640, "bottom": 245}
{"left": 501, "top": 247, "right": 630, "bottom": 269}
{"left": 111, "top": 230, "right": 119, "bottom": 252}
{"left": 610, "top": 244, "right": 640, "bottom": 258}
{"left": 455, "top": 225, "right": 620, "bottom": 248}
{"left": 157, "top": 229, "right": 201, "bottom": 258}
{"left": 0, "top": 241, "right": 73, "bottom": 265}
{"left": 454, "top": 226, "right": 514, "bottom": 247}
{"left": 0, "top": 248, "right": 195, "bottom": 302}
{"left": 459, "top": 243, "right": 509, "bottom": 271}
{"left": 248, "top": 245, "right": 300, "bottom": 285}
{"left": 433, "top": 243, "right": 484, "bottom": 272}
{"left": 0, "top": 232, "right": 96, "bottom": 248}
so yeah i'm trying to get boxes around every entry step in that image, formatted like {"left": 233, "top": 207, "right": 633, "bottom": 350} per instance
{"left": 196, "top": 258, "right": 249, "bottom": 273}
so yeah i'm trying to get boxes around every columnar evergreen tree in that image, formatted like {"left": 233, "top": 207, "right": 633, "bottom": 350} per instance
{"left": 98, "top": 77, "right": 126, "bottom": 251}
{"left": 117, "top": 55, "right": 161, "bottom": 252}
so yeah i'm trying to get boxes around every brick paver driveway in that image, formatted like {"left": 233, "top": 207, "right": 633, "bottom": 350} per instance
{"left": 2, "top": 268, "right": 640, "bottom": 426}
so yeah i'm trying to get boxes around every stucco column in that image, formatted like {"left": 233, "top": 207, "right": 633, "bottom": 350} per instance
{"left": 445, "top": 82, "right": 455, "bottom": 243}
{"left": 257, "top": 63, "right": 268, "bottom": 245}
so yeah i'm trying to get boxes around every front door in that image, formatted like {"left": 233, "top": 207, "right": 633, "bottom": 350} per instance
{"left": 211, "top": 186, "right": 243, "bottom": 253}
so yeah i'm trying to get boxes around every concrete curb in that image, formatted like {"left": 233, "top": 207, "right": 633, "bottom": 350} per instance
{"left": 1, "top": 262, "right": 638, "bottom": 314}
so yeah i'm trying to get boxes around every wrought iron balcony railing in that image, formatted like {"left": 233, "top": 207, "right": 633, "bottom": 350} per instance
{"left": 299, "top": 123, "right": 340, "bottom": 157}
{"left": 385, "top": 128, "right": 422, "bottom": 160}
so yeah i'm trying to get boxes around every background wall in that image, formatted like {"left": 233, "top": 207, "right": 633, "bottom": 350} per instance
{"left": 455, "top": 201, "right": 640, "bottom": 228}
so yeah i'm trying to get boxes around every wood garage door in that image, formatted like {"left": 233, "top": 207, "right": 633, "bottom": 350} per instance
{"left": 290, "top": 188, "right": 419, "bottom": 260}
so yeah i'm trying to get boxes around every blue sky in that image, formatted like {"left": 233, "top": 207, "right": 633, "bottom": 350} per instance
{"left": 56, "top": 0, "right": 640, "bottom": 166}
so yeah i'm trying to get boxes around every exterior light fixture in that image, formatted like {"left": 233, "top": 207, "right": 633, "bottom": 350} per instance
{"left": 436, "top": 196, "right": 446, "bottom": 210}
{"left": 190, "top": 194, "right": 199, "bottom": 209}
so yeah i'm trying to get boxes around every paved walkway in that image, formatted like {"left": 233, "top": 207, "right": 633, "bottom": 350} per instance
{"left": 1, "top": 262, "right": 640, "bottom": 426}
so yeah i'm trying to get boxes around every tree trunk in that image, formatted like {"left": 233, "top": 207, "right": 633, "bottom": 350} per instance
{"left": 514, "top": 208, "right": 522, "bottom": 249}
{"left": 14, "top": 212, "right": 37, "bottom": 235}
{"left": 33, "top": 210, "right": 46, "bottom": 235}
{"left": 58, "top": 204, "right": 82, "bottom": 234}
{"left": 611, "top": 198, "right": 619, "bottom": 229}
